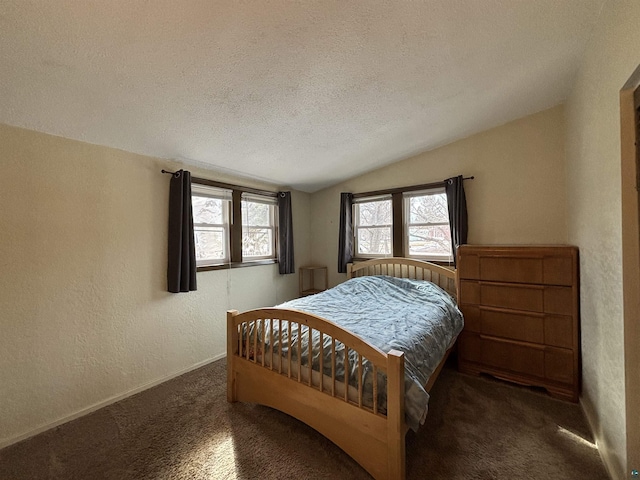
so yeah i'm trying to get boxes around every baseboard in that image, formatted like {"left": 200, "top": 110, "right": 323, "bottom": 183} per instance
{"left": 579, "top": 397, "right": 624, "bottom": 480}
{"left": 0, "top": 353, "right": 226, "bottom": 450}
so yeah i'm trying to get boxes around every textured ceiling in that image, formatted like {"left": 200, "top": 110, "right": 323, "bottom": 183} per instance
{"left": 0, "top": 1, "right": 604, "bottom": 192}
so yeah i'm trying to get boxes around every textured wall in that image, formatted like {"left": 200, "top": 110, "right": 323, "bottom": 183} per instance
{"left": 565, "top": 1, "right": 640, "bottom": 478}
{"left": 0, "top": 123, "right": 311, "bottom": 447}
{"left": 310, "top": 106, "right": 568, "bottom": 288}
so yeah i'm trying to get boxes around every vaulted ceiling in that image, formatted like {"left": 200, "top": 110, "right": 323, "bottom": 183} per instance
{"left": 0, "top": 1, "right": 605, "bottom": 192}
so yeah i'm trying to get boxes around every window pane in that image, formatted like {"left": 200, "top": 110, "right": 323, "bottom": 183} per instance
{"left": 408, "top": 225, "right": 452, "bottom": 257}
{"left": 194, "top": 227, "right": 226, "bottom": 261}
{"left": 242, "top": 200, "right": 270, "bottom": 226}
{"left": 357, "top": 200, "right": 392, "bottom": 226}
{"left": 357, "top": 227, "right": 392, "bottom": 255}
{"left": 243, "top": 228, "right": 273, "bottom": 257}
{"left": 193, "top": 196, "right": 225, "bottom": 224}
{"left": 408, "top": 193, "right": 449, "bottom": 224}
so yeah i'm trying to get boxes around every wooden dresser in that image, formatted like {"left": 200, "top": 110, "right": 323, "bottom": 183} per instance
{"left": 457, "top": 245, "right": 580, "bottom": 401}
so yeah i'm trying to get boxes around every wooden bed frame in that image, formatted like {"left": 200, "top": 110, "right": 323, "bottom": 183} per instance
{"left": 226, "top": 257, "right": 457, "bottom": 480}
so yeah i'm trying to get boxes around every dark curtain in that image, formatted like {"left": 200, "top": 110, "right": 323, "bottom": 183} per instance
{"left": 444, "top": 175, "right": 468, "bottom": 266}
{"left": 278, "top": 191, "right": 295, "bottom": 274}
{"left": 338, "top": 192, "right": 354, "bottom": 273}
{"left": 167, "top": 170, "right": 197, "bottom": 293}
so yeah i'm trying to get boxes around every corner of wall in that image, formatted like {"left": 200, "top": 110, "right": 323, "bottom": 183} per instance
{"left": 580, "top": 396, "right": 625, "bottom": 480}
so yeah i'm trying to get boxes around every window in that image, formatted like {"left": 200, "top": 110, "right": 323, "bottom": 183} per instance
{"left": 241, "top": 193, "right": 277, "bottom": 260}
{"left": 351, "top": 185, "right": 453, "bottom": 263}
{"left": 192, "top": 184, "right": 231, "bottom": 266}
{"left": 404, "top": 188, "right": 452, "bottom": 261}
{"left": 191, "top": 180, "right": 280, "bottom": 269}
{"left": 353, "top": 196, "right": 393, "bottom": 256}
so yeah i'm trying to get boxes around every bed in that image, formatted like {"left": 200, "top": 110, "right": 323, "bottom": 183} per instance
{"left": 226, "top": 257, "right": 463, "bottom": 480}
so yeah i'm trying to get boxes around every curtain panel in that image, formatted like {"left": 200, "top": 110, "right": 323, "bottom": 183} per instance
{"left": 167, "top": 170, "right": 197, "bottom": 293}
{"left": 338, "top": 192, "right": 354, "bottom": 273}
{"left": 444, "top": 175, "right": 468, "bottom": 266}
{"left": 278, "top": 191, "right": 295, "bottom": 274}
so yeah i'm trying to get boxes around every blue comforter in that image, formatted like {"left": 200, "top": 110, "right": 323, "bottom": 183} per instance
{"left": 276, "top": 275, "right": 463, "bottom": 431}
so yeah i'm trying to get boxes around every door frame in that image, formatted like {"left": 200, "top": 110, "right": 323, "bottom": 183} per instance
{"left": 620, "top": 69, "right": 640, "bottom": 476}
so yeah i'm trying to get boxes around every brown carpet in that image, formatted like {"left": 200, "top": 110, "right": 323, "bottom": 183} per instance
{"left": 0, "top": 358, "right": 608, "bottom": 480}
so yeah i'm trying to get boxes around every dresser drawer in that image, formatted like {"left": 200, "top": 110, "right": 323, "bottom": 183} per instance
{"left": 480, "top": 308, "right": 544, "bottom": 344}
{"left": 459, "top": 334, "right": 576, "bottom": 387}
{"left": 460, "top": 305, "right": 543, "bottom": 343}
{"left": 480, "top": 256, "right": 543, "bottom": 284}
{"left": 482, "top": 338, "right": 545, "bottom": 378}
{"left": 460, "top": 281, "right": 574, "bottom": 315}
{"left": 478, "top": 282, "right": 544, "bottom": 312}
{"left": 459, "top": 333, "right": 545, "bottom": 378}
{"left": 457, "top": 246, "right": 576, "bottom": 286}
{"left": 460, "top": 306, "right": 574, "bottom": 348}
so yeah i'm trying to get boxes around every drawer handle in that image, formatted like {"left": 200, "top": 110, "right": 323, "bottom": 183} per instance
{"left": 478, "top": 281, "right": 545, "bottom": 290}
{"left": 479, "top": 334, "right": 546, "bottom": 350}
{"left": 478, "top": 306, "right": 545, "bottom": 317}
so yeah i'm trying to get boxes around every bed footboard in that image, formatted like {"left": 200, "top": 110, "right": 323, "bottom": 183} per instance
{"left": 227, "top": 308, "right": 406, "bottom": 480}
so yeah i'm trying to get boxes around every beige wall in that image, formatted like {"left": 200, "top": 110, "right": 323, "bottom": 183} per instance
{"left": 310, "top": 105, "right": 568, "bottom": 287}
{"left": 565, "top": 1, "right": 640, "bottom": 478}
{"left": 0, "top": 123, "right": 311, "bottom": 448}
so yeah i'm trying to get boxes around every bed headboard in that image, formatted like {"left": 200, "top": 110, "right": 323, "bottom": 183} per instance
{"left": 347, "top": 257, "right": 457, "bottom": 299}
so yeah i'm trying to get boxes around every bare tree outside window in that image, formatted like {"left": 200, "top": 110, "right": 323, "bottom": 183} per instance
{"left": 192, "top": 189, "right": 230, "bottom": 264}
{"left": 242, "top": 198, "right": 276, "bottom": 259}
{"left": 354, "top": 198, "right": 392, "bottom": 255}
{"left": 405, "top": 191, "right": 452, "bottom": 259}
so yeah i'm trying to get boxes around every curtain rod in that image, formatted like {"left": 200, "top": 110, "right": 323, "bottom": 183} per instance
{"left": 352, "top": 176, "right": 474, "bottom": 199}
{"left": 162, "top": 169, "right": 473, "bottom": 198}
{"left": 160, "top": 169, "right": 278, "bottom": 198}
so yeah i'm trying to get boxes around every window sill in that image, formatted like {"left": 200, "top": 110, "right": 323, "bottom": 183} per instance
{"left": 197, "top": 259, "right": 278, "bottom": 272}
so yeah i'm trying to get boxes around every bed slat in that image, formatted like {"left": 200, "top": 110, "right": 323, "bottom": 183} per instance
{"left": 344, "top": 345, "right": 349, "bottom": 402}
{"left": 373, "top": 365, "right": 378, "bottom": 415}
{"left": 297, "top": 323, "right": 302, "bottom": 382}
{"left": 261, "top": 319, "right": 266, "bottom": 367}
{"left": 331, "top": 337, "right": 336, "bottom": 397}
{"left": 246, "top": 321, "right": 250, "bottom": 361}
{"left": 278, "top": 320, "right": 283, "bottom": 374}
{"left": 287, "top": 320, "right": 292, "bottom": 377}
{"left": 319, "top": 332, "right": 324, "bottom": 393}
{"left": 358, "top": 354, "right": 363, "bottom": 408}
{"left": 270, "top": 319, "right": 274, "bottom": 370}
{"left": 253, "top": 320, "right": 258, "bottom": 363}
{"left": 308, "top": 327, "right": 313, "bottom": 387}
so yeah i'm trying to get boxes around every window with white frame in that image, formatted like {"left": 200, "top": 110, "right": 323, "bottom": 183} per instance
{"left": 353, "top": 195, "right": 393, "bottom": 257}
{"left": 241, "top": 193, "right": 277, "bottom": 260}
{"left": 404, "top": 188, "right": 452, "bottom": 261}
{"left": 192, "top": 184, "right": 231, "bottom": 266}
